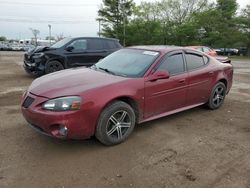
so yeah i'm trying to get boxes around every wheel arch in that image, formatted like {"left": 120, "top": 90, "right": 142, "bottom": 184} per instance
{"left": 218, "top": 78, "right": 228, "bottom": 89}
{"left": 100, "top": 96, "right": 140, "bottom": 124}
{"left": 46, "top": 58, "right": 65, "bottom": 68}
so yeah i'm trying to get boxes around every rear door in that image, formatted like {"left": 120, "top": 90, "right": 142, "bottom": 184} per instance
{"left": 184, "top": 50, "right": 213, "bottom": 106}
{"left": 144, "top": 51, "right": 188, "bottom": 118}
{"left": 85, "top": 39, "right": 110, "bottom": 64}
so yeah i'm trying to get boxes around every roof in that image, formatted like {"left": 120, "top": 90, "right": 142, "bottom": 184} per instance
{"left": 71, "top": 37, "right": 119, "bottom": 41}
{"left": 128, "top": 45, "right": 183, "bottom": 53}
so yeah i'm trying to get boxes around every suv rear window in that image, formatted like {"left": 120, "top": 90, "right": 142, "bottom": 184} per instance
{"left": 105, "top": 40, "right": 118, "bottom": 49}
{"left": 88, "top": 39, "right": 104, "bottom": 50}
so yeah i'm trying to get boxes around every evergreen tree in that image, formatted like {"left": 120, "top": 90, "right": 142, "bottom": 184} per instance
{"left": 97, "top": 0, "right": 134, "bottom": 46}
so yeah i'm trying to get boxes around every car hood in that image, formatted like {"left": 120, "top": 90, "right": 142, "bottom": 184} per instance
{"left": 27, "top": 46, "right": 55, "bottom": 55}
{"left": 28, "top": 67, "right": 129, "bottom": 98}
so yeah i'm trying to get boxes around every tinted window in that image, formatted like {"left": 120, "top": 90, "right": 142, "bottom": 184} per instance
{"left": 69, "top": 39, "right": 87, "bottom": 50}
{"left": 51, "top": 38, "right": 72, "bottom": 48}
{"left": 196, "top": 47, "right": 203, "bottom": 52}
{"left": 186, "top": 53, "right": 205, "bottom": 70}
{"left": 105, "top": 40, "right": 117, "bottom": 49}
{"left": 203, "top": 47, "right": 211, "bottom": 53}
{"left": 158, "top": 53, "right": 185, "bottom": 75}
{"left": 88, "top": 39, "right": 104, "bottom": 50}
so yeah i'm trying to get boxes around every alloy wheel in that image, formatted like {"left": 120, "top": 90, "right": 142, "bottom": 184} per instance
{"left": 106, "top": 110, "right": 131, "bottom": 140}
{"left": 212, "top": 86, "right": 225, "bottom": 107}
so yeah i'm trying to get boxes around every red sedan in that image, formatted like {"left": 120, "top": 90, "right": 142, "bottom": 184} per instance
{"left": 188, "top": 46, "right": 218, "bottom": 56}
{"left": 21, "top": 46, "right": 233, "bottom": 145}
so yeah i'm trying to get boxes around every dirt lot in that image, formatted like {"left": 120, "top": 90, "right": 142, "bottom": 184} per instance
{"left": 0, "top": 51, "right": 250, "bottom": 188}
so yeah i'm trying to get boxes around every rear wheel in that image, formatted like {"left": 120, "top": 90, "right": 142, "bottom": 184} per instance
{"left": 95, "top": 101, "right": 135, "bottom": 146}
{"left": 207, "top": 82, "right": 226, "bottom": 110}
{"left": 45, "top": 61, "right": 64, "bottom": 74}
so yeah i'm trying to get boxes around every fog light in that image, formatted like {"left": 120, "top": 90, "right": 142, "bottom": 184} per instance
{"left": 59, "top": 125, "right": 68, "bottom": 136}
{"left": 51, "top": 125, "right": 68, "bottom": 138}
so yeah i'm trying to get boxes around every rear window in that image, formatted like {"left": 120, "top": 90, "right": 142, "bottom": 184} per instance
{"left": 88, "top": 39, "right": 104, "bottom": 50}
{"left": 186, "top": 53, "right": 205, "bottom": 71}
{"left": 105, "top": 40, "right": 118, "bottom": 49}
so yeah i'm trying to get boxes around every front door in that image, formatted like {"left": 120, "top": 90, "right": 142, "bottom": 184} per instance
{"left": 144, "top": 51, "right": 188, "bottom": 118}
{"left": 64, "top": 39, "right": 89, "bottom": 67}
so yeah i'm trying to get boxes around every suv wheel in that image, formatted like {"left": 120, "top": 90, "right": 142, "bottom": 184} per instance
{"left": 45, "top": 61, "right": 64, "bottom": 74}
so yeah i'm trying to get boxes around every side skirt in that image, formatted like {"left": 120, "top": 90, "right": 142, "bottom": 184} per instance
{"left": 139, "top": 103, "right": 205, "bottom": 124}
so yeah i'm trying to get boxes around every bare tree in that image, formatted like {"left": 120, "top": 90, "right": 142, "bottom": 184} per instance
{"left": 30, "top": 28, "right": 40, "bottom": 46}
{"left": 56, "top": 33, "right": 65, "bottom": 41}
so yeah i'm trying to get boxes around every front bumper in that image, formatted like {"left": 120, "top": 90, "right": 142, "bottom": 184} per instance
{"left": 23, "top": 57, "right": 46, "bottom": 76}
{"left": 21, "top": 92, "right": 94, "bottom": 139}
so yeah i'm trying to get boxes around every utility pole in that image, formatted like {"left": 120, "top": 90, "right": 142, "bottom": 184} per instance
{"left": 48, "top": 24, "right": 52, "bottom": 46}
{"left": 122, "top": 0, "right": 126, "bottom": 46}
{"left": 97, "top": 19, "right": 101, "bottom": 37}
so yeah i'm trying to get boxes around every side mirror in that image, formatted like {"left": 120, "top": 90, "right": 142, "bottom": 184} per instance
{"left": 147, "top": 70, "right": 170, "bottom": 81}
{"left": 65, "top": 46, "right": 74, "bottom": 52}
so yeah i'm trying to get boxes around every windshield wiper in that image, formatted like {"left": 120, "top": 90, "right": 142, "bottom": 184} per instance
{"left": 97, "top": 66, "right": 117, "bottom": 75}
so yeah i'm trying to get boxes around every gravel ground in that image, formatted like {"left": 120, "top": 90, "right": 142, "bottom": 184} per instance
{"left": 0, "top": 51, "right": 250, "bottom": 188}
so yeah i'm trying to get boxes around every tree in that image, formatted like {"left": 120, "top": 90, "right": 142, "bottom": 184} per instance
{"left": 30, "top": 28, "right": 40, "bottom": 46}
{"left": 0, "top": 36, "right": 7, "bottom": 41}
{"left": 217, "top": 0, "right": 238, "bottom": 20}
{"left": 238, "top": 5, "right": 250, "bottom": 54}
{"left": 56, "top": 34, "right": 65, "bottom": 41}
{"left": 97, "top": 0, "right": 135, "bottom": 46}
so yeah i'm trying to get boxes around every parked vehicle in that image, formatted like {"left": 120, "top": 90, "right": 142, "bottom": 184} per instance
{"left": 237, "top": 47, "right": 247, "bottom": 56}
{"left": 11, "top": 44, "right": 24, "bottom": 51}
{"left": 188, "top": 46, "right": 217, "bottom": 56}
{"left": 21, "top": 46, "right": 233, "bottom": 145}
{"left": 23, "top": 37, "right": 122, "bottom": 76}
{"left": 215, "top": 48, "right": 239, "bottom": 56}
{"left": 23, "top": 44, "right": 35, "bottom": 52}
{"left": 0, "top": 43, "right": 11, "bottom": 51}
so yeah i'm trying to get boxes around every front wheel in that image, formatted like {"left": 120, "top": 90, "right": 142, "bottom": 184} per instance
{"left": 45, "top": 60, "right": 64, "bottom": 74}
{"left": 95, "top": 101, "right": 136, "bottom": 146}
{"left": 207, "top": 82, "right": 226, "bottom": 110}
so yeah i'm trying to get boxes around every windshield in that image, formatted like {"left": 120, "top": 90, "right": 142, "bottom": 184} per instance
{"left": 94, "top": 49, "right": 159, "bottom": 77}
{"left": 51, "top": 38, "right": 72, "bottom": 48}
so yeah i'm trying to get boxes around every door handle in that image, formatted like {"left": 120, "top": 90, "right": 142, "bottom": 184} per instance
{"left": 178, "top": 79, "right": 186, "bottom": 84}
{"left": 209, "top": 71, "right": 214, "bottom": 75}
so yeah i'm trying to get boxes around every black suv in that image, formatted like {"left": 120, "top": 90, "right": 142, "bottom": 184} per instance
{"left": 23, "top": 37, "right": 122, "bottom": 76}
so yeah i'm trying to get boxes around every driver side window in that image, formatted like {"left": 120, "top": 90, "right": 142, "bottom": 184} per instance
{"left": 158, "top": 53, "right": 185, "bottom": 75}
{"left": 69, "top": 39, "right": 87, "bottom": 50}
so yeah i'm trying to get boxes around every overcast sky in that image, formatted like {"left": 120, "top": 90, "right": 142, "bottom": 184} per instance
{"left": 0, "top": 0, "right": 249, "bottom": 40}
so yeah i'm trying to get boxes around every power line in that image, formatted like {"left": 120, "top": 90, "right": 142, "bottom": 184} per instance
{"left": 0, "top": 1, "right": 99, "bottom": 7}
{"left": 0, "top": 18, "right": 97, "bottom": 24}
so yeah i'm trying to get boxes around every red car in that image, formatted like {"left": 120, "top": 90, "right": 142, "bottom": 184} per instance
{"left": 21, "top": 46, "right": 233, "bottom": 145}
{"left": 188, "top": 46, "right": 217, "bottom": 56}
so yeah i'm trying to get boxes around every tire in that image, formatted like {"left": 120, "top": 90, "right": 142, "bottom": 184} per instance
{"left": 45, "top": 60, "right": 64, "bottom": 74}
{"left": 207, "top": 82, "right": 226, "bottom": 110}
{"left": 95, "top": 101, "right": 136, "bottom": 146}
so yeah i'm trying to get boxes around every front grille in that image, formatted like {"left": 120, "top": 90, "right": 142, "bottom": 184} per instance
{"left": 22, "top": 96, "right": 34, "bottom": 108}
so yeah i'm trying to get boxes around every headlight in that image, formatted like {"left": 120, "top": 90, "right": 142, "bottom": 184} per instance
{"left": 33, "top": 53, "right": 44, "bottom": 58}
{"left": 42, "top": 96, "right": 81, "bottom": 111}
